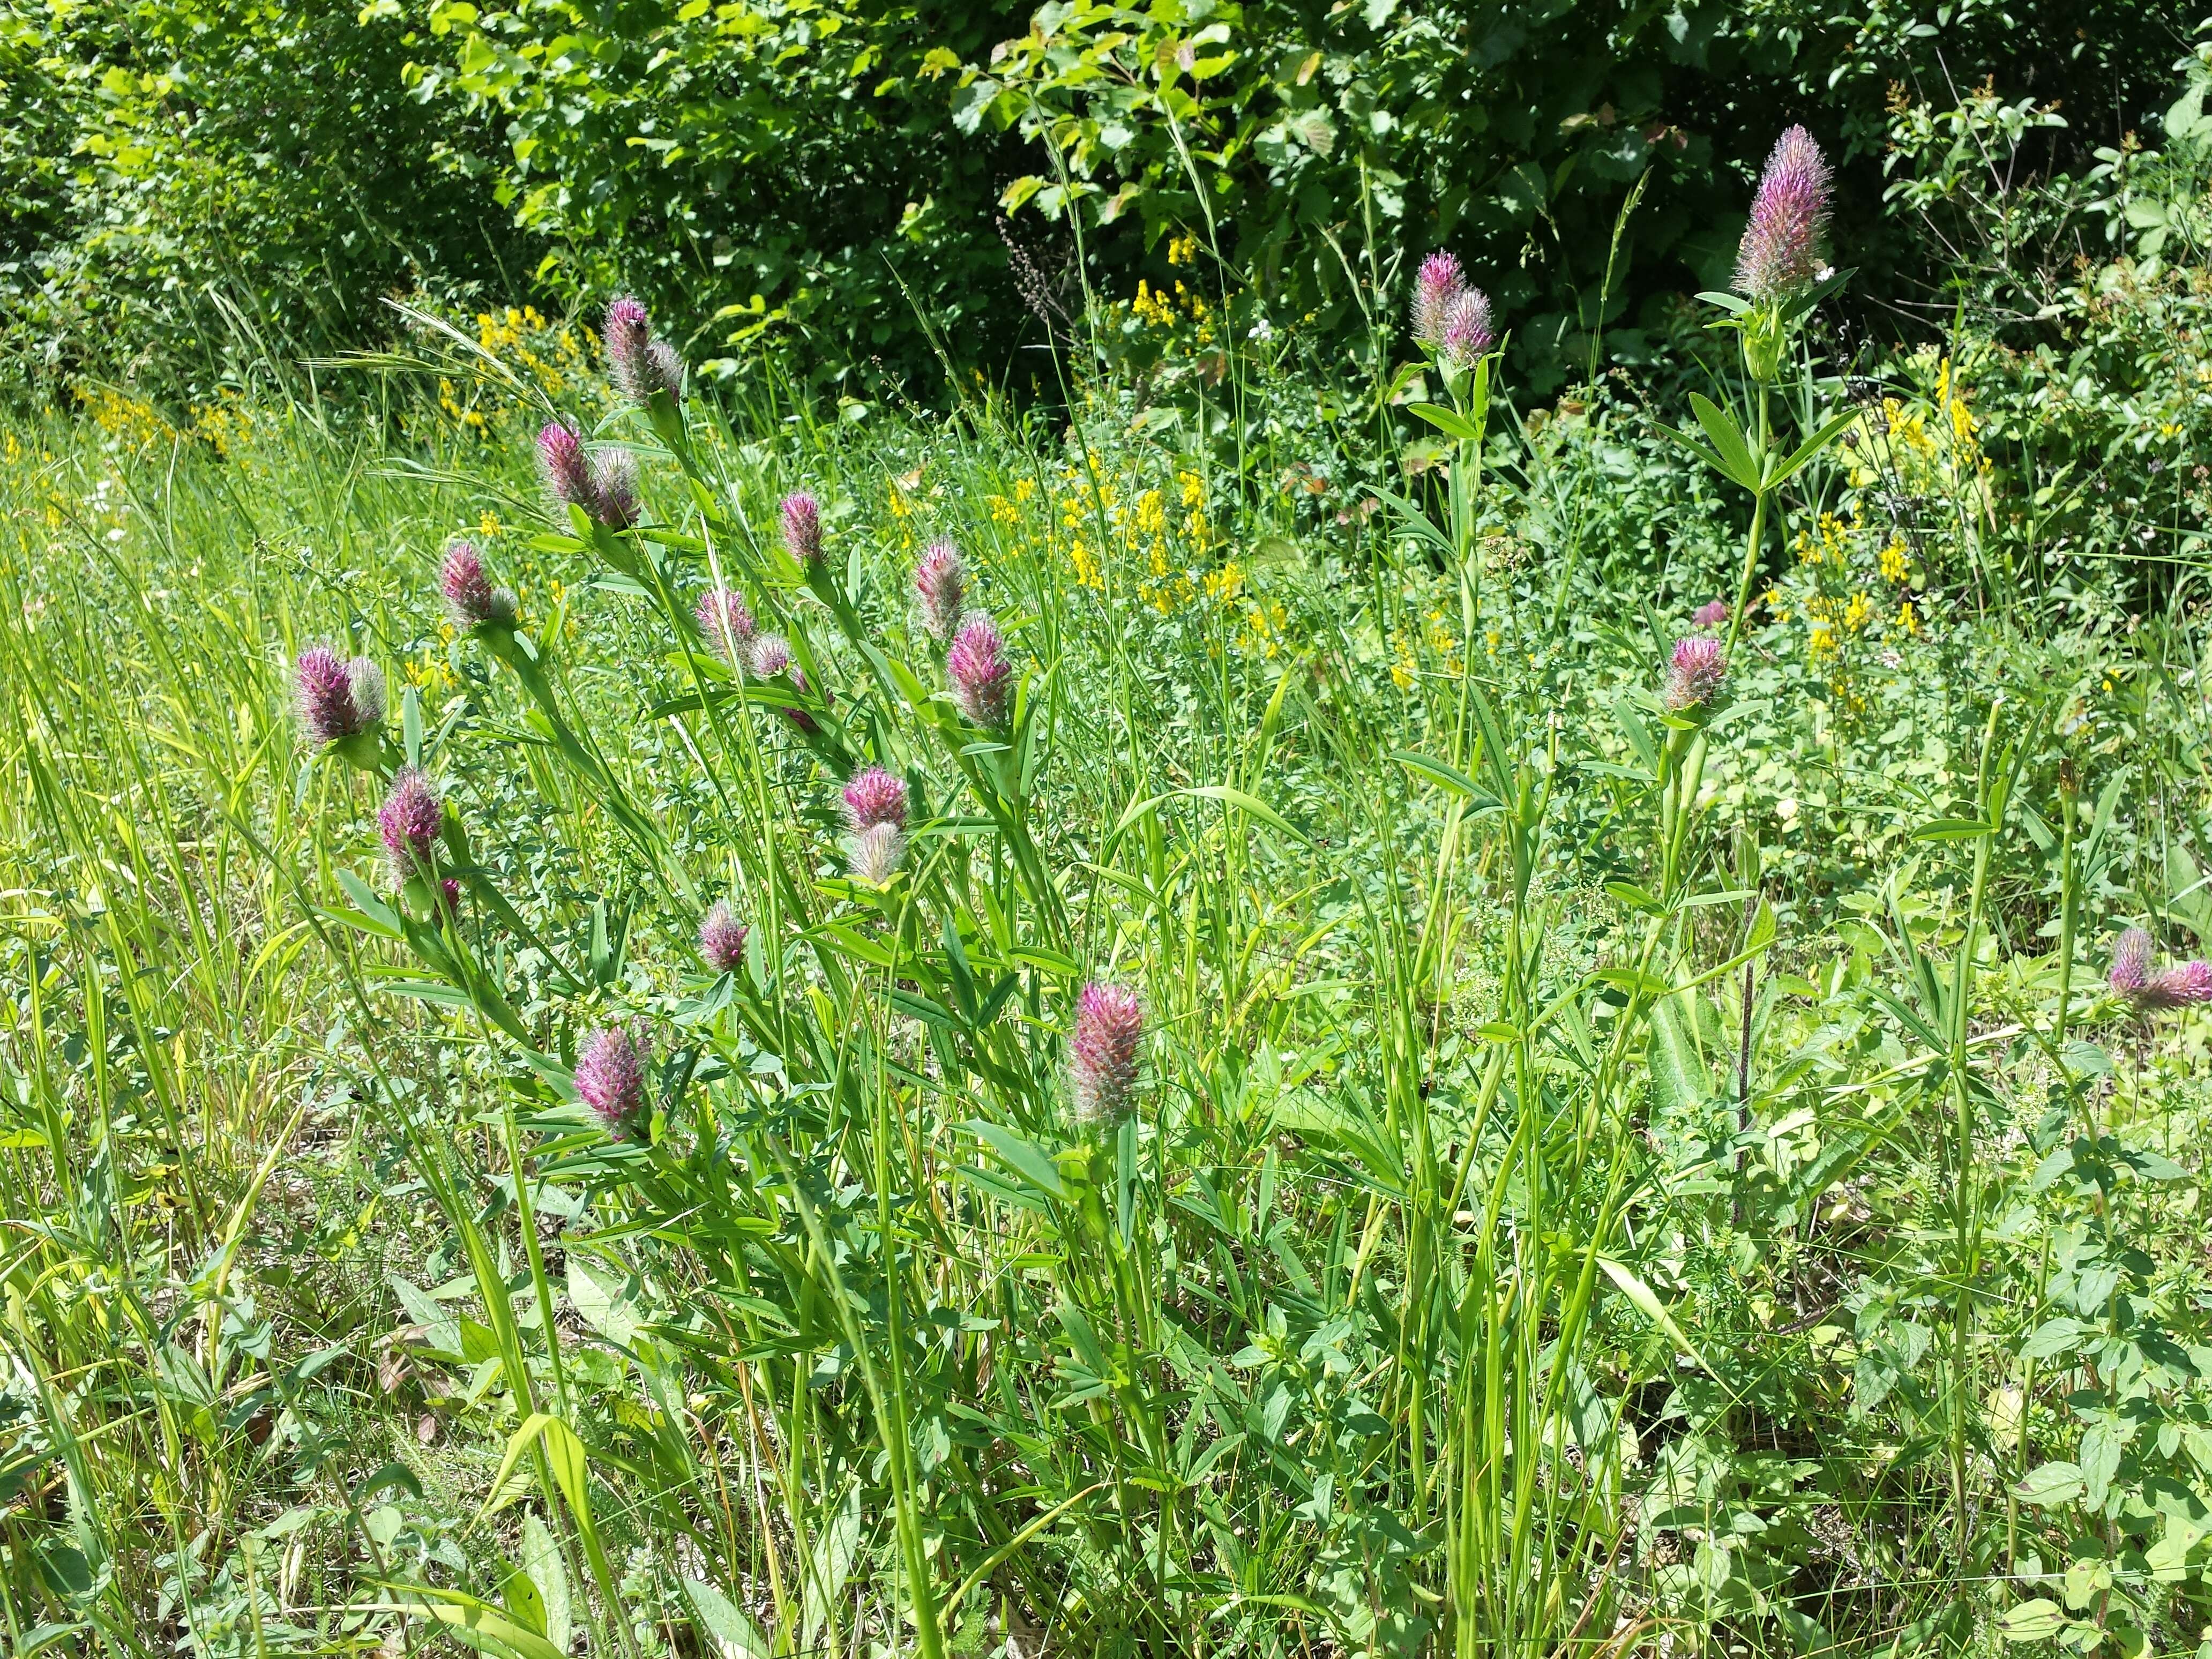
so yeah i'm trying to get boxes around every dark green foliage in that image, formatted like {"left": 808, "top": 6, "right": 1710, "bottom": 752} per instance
{"left": 1, "top": 0, "right": 2194, "bottom": 396}
{"left": 0, "top": 0, "right": 534, "bottom": 395}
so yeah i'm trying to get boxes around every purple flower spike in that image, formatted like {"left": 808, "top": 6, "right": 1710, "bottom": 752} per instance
{"left": 441, "top": 540, "right": 516, "bottom": 629}
{"left": 1412, "top": 251, "right": 1466, "bottom": 349}
{"left": 592, "top": 449, "right": 640, "bottom": 530}
{"left": 296, "top": 646, "right": 384, "bottom": 744}
{"left": 2110, "top": 928, "right": 2154, "bottom": 997}
{"left": 695, "top": 586, "right": 756, "bottom": 664}
{"left": 2149, "top": 961, "right": 2212, "bottom": 1009}
{"left": 842, "top": 766, "right": 908, "bottom": 834}
{"left": 538, "top": 422, "right": 594, "bottom": 515}
{"left": 605, "top": 296, "right": 651, "bottom": 394}
{"left": 1734, "top": 126, "right": 1833, "bottom": 303}
{"left": 915, "top": 541, "right": 967, "bottom": 645}
{"left": 296, "top": 646, "right": 357, "bottom": 744}
{"left": 604, "top": 296, "right": 684, "bottom": 406}
{"left": 1438, "top": 287, "right": 1494, "bottom": 371}
{"left": 1070, "top": 982, "right": 1142, "bottom": 1126}
{"left": 781, "top": 492, "right": 823, "bottom": 567}
{"left": 947, "top": 613, "right": 1014, "bottom": 729}
{"left": 575, "top": 1025, "right": 647, "bottom": 1135}
{"left": 1663, "top": 636, "right": 1727, "bottom": 712}
{"left": 698, "top": 900, "right": 750, "bottom": 973}
{"left": 378, "top": 766, "right": 443, "bottom": 880}
{"left": 1693, "top": 599, "right": 1731, "bottom": 631}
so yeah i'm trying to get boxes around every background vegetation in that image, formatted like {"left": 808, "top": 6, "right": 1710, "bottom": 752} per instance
{"left": 1, "top": 0, "right": 2199, "bottom": 394}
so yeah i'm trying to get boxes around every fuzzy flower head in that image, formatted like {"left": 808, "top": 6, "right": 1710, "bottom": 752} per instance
{"left": 537, "top": 422, "right": 639, "bottom": 529}
{"left": 1734, "top": 126, "right": 1833, "bottom": 303}
{"left": 604, "top": 295, "right": 684, "bottom": 406}
{"left": 295, "top": 646, "right": 383, "bottom": 744}
{"left": 537, "top": 421, "right": 594, "bottom": 515}
{"left": 781, "top": 491, "right": 823, "bottom": 567}
{"left": 915, "top": 540, "right": 967, "bottom": 646}
{"left": 698, "top": 900, "right": 750, "bottom": 973}
{"left": 1438, "top": 287, "right": 1495, "bottom": 371}
{"left": 947, "top": 613, "right": 1014, "bottom": 729}
{"left": 1412, "top": 251, "right": 1466, "bottom": 349}
{"left": 378, "top": 767, "right": 443, "bottom": 881}
{"left": 842, "top": 766, "right": 908, "bottom": 834}
{"left": 2109, "top": 927, "right": 2154, "bottom": 996}
{"left": 592, "top": 449, "right": 640, "bottom": 531}
{"left": 846, "top": 822, "right": 906, "bottom": 886}
{"left": 1070, "top": 982, "right": 1142, "bottom": 1127}
{"left": 1663, "top": 636, "right": 1728, "bottom": 713}
{"left": 2150, "top": 960, "right": 2212, "bottom": 1010}
{"left": 575, "top": 1025, "right": 648, "bottom": 1136}
{"left": 440, "top": 540, "right": 517, "bottom": 629}
{"left": 694, "top": 586, "right": 756, "bottom": 665}
{"left": 749, "top": 634, "right": 819, "bottom": 733}
{"left": 1693, "top": 599, "right": 1731, "bottom": 631}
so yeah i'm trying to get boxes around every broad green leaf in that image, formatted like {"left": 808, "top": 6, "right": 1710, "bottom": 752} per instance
{"left": 1688, "top": 393, "right": 1762, "bottom": 491}
{"left": 2013, "top": 1460, "right": 2085, "bottom": 1507}
{"left": 683, "top": 1578, "right": 771, "bottom": 1659}
{"left": 1999, "top": 1600, "right": 2069, "bottom": 1642}
{"left": 1912, "top": 817, "right": 1994, "bottom": 841}
{"left": 963, "top": 1120, "right": 1069, "bottom": 1200}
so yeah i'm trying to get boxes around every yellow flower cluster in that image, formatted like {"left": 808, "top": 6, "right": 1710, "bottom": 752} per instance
{"left": 1127, "top": 279, "right": 1216, "bottom": 345}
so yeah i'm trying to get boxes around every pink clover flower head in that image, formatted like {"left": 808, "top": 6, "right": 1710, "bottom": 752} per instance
{"left": 440, "top": 877, "right": 462, "bottom": 912}
{"left": 1693, "top": 599, "right": 1731, "bottom": 630}
{"left": 2148, "top": 960, "right": 2212, "bottom": 1010}
{"left": 295, "top": 646, "right": 385, "bottom": 743}
{"left": 2109, "top": 927, "right": 2154, "bottom": 997}
{"left": 537, "top": 421, "right": 594, "bottom": 514}
{"left": 698, "top": 900, "right": 750, "bottom": 973}
{"left": 1663, "top": 636, "right": 1728, "bottom": 712}
{"left": 781, "top": 491, "right": 823, "bottom": 567}
{"left": 378, "top": 766, "right": 443, "bottom": 879}
{"left": 947, "top": 612, "right": 1014, "bottom": 729}
{"left": 575, "top": 1025, "right": 648, "bottom": 1135}
{"left": 842, "top": 765, "right": 908, "bottom": 834}
{"left": 846, "top": 821, "right": 906, "bottom": 886}
{"left": 440, "top": 540, "right": 516, "bottom": 629}
{"left": 1438, "top": 287, "right": 1494, "bottom": 371}
{"left": 694, "top": 586, "right": 756, "bottom": 664}
{"left": 1412, "top": 251, "right": 1466, "bottom": 349}
{"left": 603, "top": 295, "right": 685, "bottom": 406}
{"left": 1734, "top": 126, "right": 1833, "bottom": 303}
{"left": 915, "top": 540, "right": 967, "bottom": 645}
{"left": 1070, "top": 982, "right": 1142, "bottom": 1126}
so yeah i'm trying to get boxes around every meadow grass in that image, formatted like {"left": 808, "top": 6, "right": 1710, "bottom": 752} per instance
{"left": 3, "top": 292, "right": 2212, "bottom": 1659}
